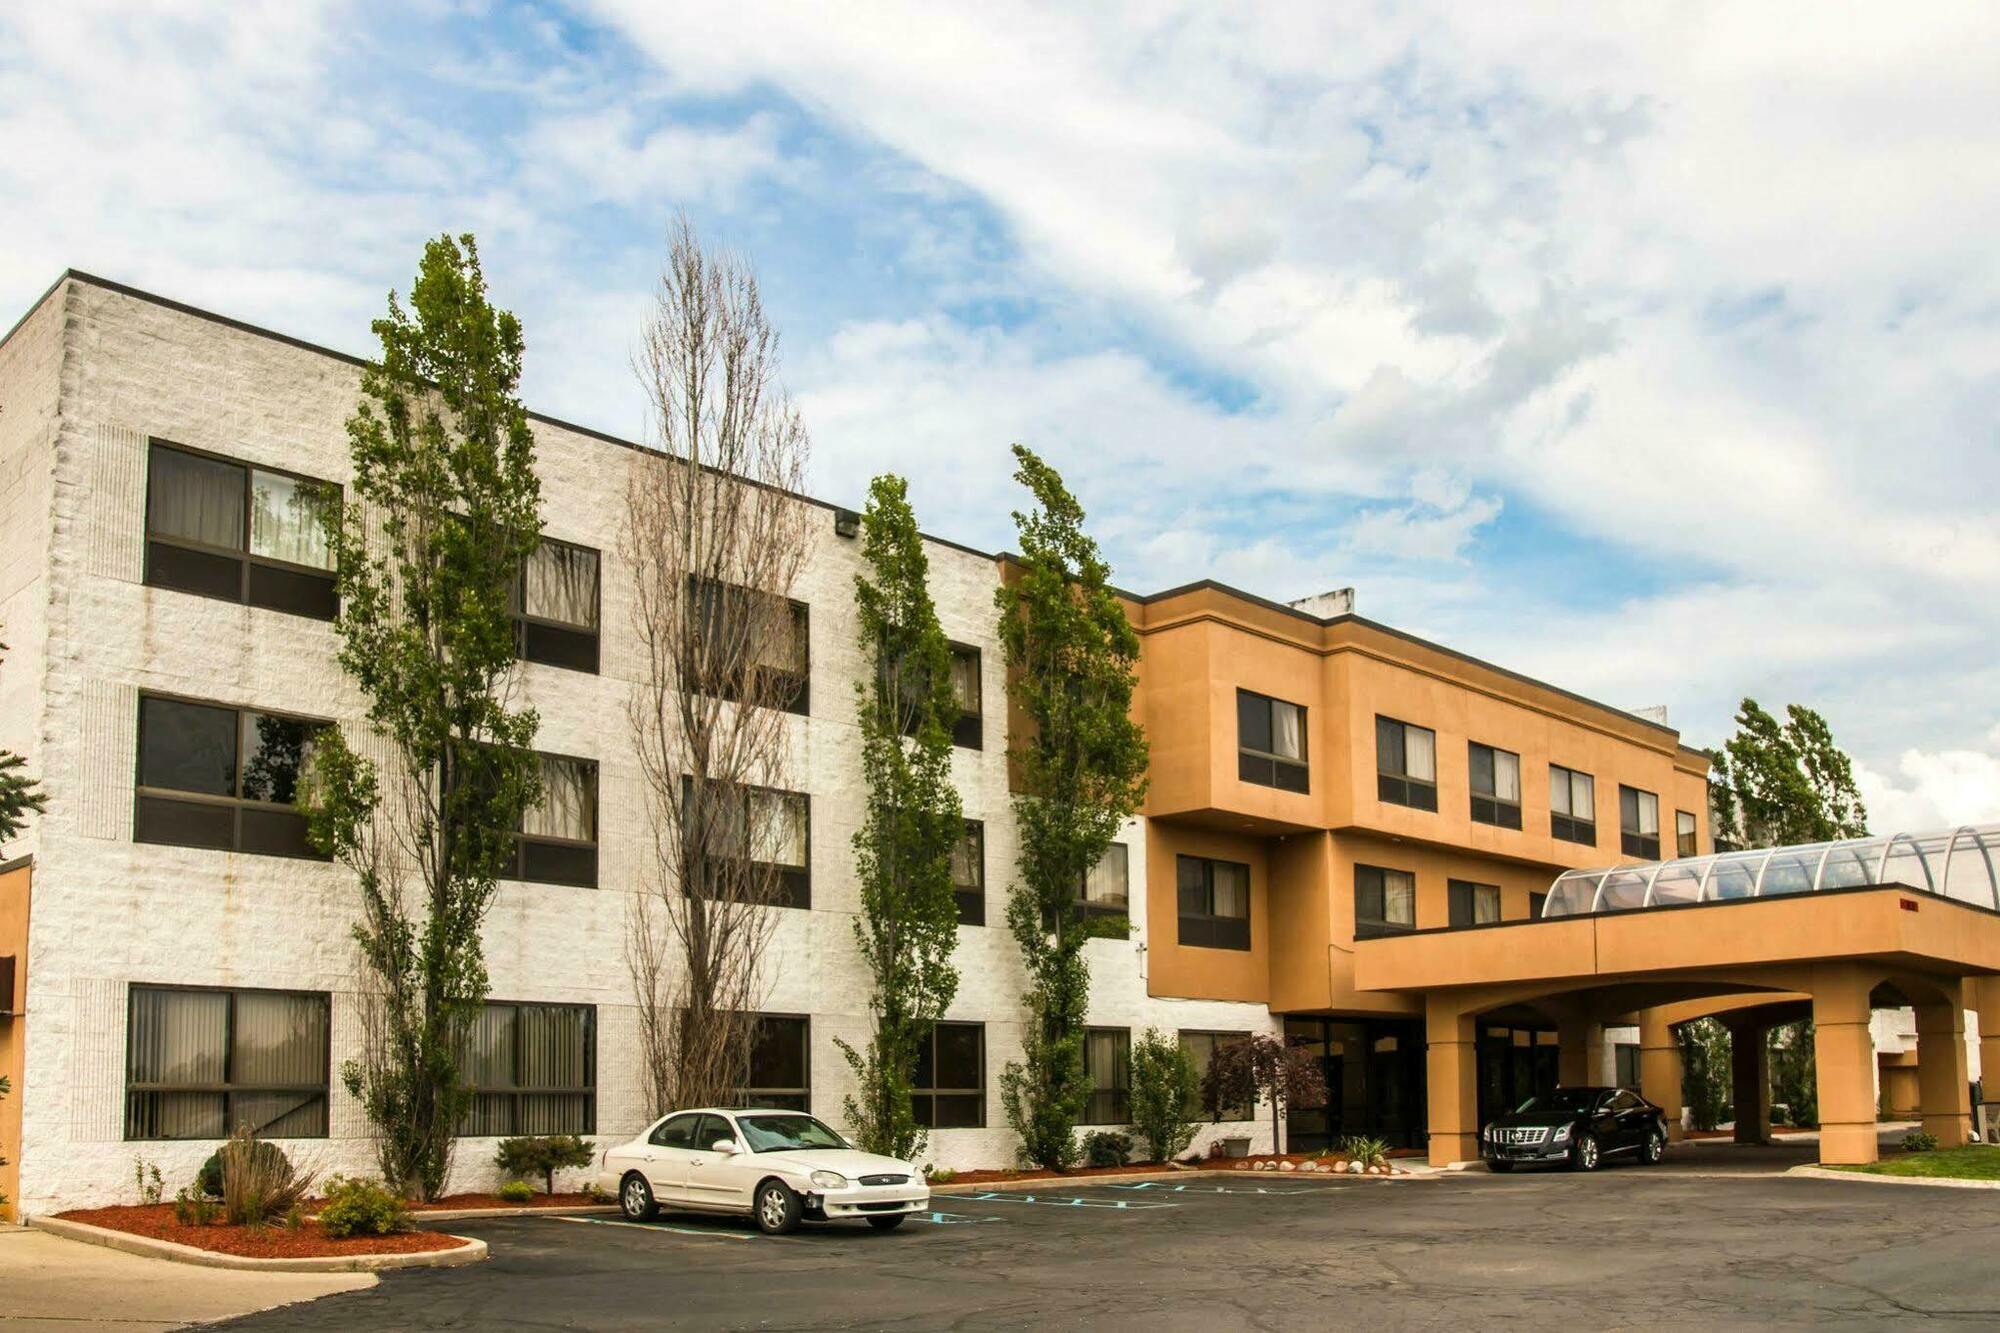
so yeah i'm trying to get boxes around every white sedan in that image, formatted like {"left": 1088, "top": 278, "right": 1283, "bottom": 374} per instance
{"left": 599, "top": 1107, "right": 929, "bottom": 1234}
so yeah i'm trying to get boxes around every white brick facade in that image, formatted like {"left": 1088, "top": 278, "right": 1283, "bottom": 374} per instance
{"left": 0, "top": 276, "right": 1275, "bottom": 1215}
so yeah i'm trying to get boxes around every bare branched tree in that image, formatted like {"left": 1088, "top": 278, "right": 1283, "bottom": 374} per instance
{"left": 624, "top": 216, "right": 813, "bottom": 1116}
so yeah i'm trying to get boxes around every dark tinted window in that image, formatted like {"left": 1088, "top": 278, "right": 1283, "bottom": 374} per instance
{"left": 1355, "top": 864, "right": 1416, "bottom": 937}
{"left": 953, "top": 821, "right": 985, "bottom": 926}
{"left": 457, "top": 1002, "right": 595, "bottom": 1137}
{"left": 136, "top": 696, "right": 329, "bottom": 860}
{"left": 1376, "top": 716, "right": 1438, "bottom": 811}
{"left": 738, "top": 1015, "right": 809, "bottom": 1111}
{"left": 1237, "top": 690, "right": 1308, "bottom": 792}
{"left": 145, "top": 441, "right": 338, "bottom": 620}
{"left": 652, "top": 1113, "right": 699, "bottom": 1148}
{"left": 125, "top": 985, "right": 329, "bottom": 1140}
{"left": 912, "top": 1022, "right": 984, "bottom": 1128}
{"left": 1177, "top": 855, "right": 1251, "bottom": 950}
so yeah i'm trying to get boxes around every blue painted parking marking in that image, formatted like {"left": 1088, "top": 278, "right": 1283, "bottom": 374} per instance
{"left": 909, "top": 1210, "right": 1003, "bottom": 1225}
{"left": 547, "top": 1214, "right": 754, "bottom": 1240}
{"left": 936, "top": 1191, "right": 1178, "bottom": 1210}
{"left": 1100, "top": 1181, "right": 1335, "bottom": 1196}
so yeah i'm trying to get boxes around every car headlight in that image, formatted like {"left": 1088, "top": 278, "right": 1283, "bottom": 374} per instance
{"left": 1480, "top": 1124, "right": 1493, "bottom": 1143}
{"left": 1550, "top": 1124, "right": 1572, "bottom": 1144}
{"left": 810, "top": 1170, "right": 848, "bottom": 1189}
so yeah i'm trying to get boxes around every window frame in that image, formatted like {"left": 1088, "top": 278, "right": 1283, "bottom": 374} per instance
{"left": 457, "top": 999, "right": 598, "bottom": 1138}
{"left": 1467, "top": 742, "right": 1523, "bottom": 830}
{"left": 507, "top": 750, "right": 600, "bottom": 889}
{"left": 1447, "top": 879, "right": 1502, "bottom": 929}
{"left": 1082, "top": 1026, "right": 1132, "bottom": 1126}
{"left": 123, "top": 983, "right": 332, "bottom": 1141}
{"left": 1549, "top": 763, "right": 1597, "bottom": 846}
{"left": 1676, "top": 809, "right": 1698, "bottom": 858}
{"left": 133, "top": 691, "right": 333, "bottom": 861}
{"left": 684, "top": 575, "right": 811, "bottom": 716}
{"left": 911, "top": 1021, "right": 985, "bottom": 1129}
{"left": 953, "top": 819, "right": 986, "bottom": 927}
{"left": 143, "top": 438, "right": 340, "bottom": 621}
{"left": 514, "top": 536, "right": 602, "bottom": 674}
{"left": 1175, "top": 854, "right": 1252, "bottom": 951}
{"left": 1354, "top": 863, "right": 1417, "bottom": 939}
{"left": 1076, "top": 842, "right": 1131, "bottom": 923}
{"left": 682, "top": 778, "right": 813, "bottom": 910}
{"left": 947, "top": 642, "right": 983, "bottom": 750}
{"left": 1620, "top": 785, "right": 1661, "bottom": 859}
{"left": 1375, "top": 715, "right": 1439, "bottom": 812}
{"left": 1178, "top": 1030, "right": 1252, "bottom": 1121}
{"left": 1236, "top": 689, "right": 1309, "bottom": 793}
{"left": 735, "top": 1013, "right": 811, "bottom": 1112}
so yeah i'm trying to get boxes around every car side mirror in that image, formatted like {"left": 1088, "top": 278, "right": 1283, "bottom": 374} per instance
{"left": 712, "top": 1138, "right": 741, "bottom": 1155}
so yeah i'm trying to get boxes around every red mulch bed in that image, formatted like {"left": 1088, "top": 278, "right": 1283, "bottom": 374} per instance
{"left": 409, "top": 1191, "right": 601, "bottom": 1212}
{"left": 57, "top": 1204, "right": 469, "bottom": 1259}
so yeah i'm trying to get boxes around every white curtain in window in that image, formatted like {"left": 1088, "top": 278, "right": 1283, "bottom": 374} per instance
{"left": 951, "top": 829, "right": 981, "bottom": 888}
{"left": 752, "top": 792, "right": 808, "bottom": 867}
{"left": 460, "top": 1004, "right": 517, "bottom": 1090}
{"left": 1085, "top": 844, "right": 1129, "bottom": 907}
{"left": 129, "top": 987, "right": 228, "bottom": 1086}
{"left": 1474, "top": 886, "right": 1501, "bottom": 925}
{"left": 1272, "top": 701, "right": 1304, "bottom": 761}
{"left": 148, "top": 447, "right": 244, "bottom": 549}
{"left": 1404, "top": 727, "right": 1436, "bottom": 782}
{"left": 525, "top": 755, "right": 596, "bottom": 842}
{"left": 1494, "top": 751, "right": 1521, "bottom": 803}
{"left": 1636, "top": 790, "right": 1659, "bottom": 836}
{"left": 1573, "top": 773, "right": 1595, "bottom": 821}
{"left": 949, "top": 650, "right": 980, "bottom": 712}
{"left": 524, "top": 542, "right": 599, "bottom": 629}
{"left": 231, "top": 991, "right": 326, "bottom": 1087}
{"left": 1383, "top": 871, "right": 1416, "bottom": 925}
{"left": 249, "top": 470, "right": 334, "bottom": 569}
{"left": 1211, "top": 861, "right": 1250, "bottom": 917}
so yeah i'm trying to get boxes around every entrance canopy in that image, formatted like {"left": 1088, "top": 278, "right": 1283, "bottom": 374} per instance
{"left": 1542, "top": 824, "right": 2000, "bottom": 918}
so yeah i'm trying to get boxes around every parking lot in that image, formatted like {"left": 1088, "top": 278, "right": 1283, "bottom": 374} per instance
{"left": 205, "top": 1161, "right": 2000, "bottom": 1330}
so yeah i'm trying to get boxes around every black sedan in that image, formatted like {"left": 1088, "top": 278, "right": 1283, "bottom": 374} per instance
{"left": 1481, "top": 1086, "right": 1668, "bottom": 1172}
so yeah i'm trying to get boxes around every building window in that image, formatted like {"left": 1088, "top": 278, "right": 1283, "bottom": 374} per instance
{"left": 514, "top": 538, "right": 600, "bottom": 673}
{"left": 1620, "top": 786, "right": 1661, "bottom": 859}
{"left": 1079, "top": 843, "right": 1130, "bottom": 921}
{"left": 1550, "top": 764, "right": 1596, "bottom": 846}
{"left": 948, "top": 644, "right": 982, "bottom": 749}
{"left": 1355, "top": 864, "right": 1416, "bottom": 938}
{"left": 1528, "top": 891, "right": 1549, "bottom": 919}
{"left": 683, "top": 780, "right": 812, "bottom": 909}
{"left": 1448, "top": 880, "right": 1502, "bottom": 928}
{"left": 912, "top": 1022, "right": 984, "bottom": 1128}
{"left": 459, "top": 1001, "right": 596, "bottom": 1136}
{"left": 509, "top": 753, "right": 598, "bottom": 888}
{"left": 1176, "top": 855, "right": 1251, "bottom": 950}
{"left": 686, "top": 576, "right": 810, "bottom": 715}
{"left": 1375, "top": 716, "right": 1437, "bottom": 811}
{"left": 1178, "top": 1030, "right": 1252, "bottom": 1120}
{"left": 953, "top": 821, "right": 985, "bottom": 926}
{"left": 1676, "top": 809, "right": 1698, "bottom": 858}
{"left": 736, "top": 1015, "right": 810, "bottom": 1111}
{"left": 144, "top": 441, "right": 340, "bottom": 620}
{"left": 1083, "top": 1028, "right": 1131, "bottom": 1125}
{"left": 125, "top": 985, "right": 329, "bottom": 1140}
{"left": 135, "top": 695, "right": 331, "bottom": 860}
{"left": 1237, "top": 690, "right": 1308, "bottom": 793}
{"left": 1615, "top": 1042, "right": 1642, "bottom": 1090}
{"left": 1468, "top": 743, "right": 1523, "bottom": 830}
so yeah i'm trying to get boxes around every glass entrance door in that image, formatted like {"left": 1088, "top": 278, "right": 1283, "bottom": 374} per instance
{"left": 1282, "top": 1016, "right": 1426, "bottom": 1151}
{"left": 1477, "top": 1023, "right": 1560, "bottom": 1124}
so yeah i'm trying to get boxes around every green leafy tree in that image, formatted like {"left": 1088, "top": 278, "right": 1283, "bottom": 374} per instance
{"left": 1769, "top": 1025, "right": 1818, "bottom": 1127}
{"left": 1200, "top": 1034, "right": 1328, "bottom": 1156}
{"left": 994, "top": 446, "right": 1148, "bottom": 1170}
{"left": 1128, "top": 1029, "right": 1200, "bottom": 1163}
{"left": 1677, "top": 1018, "right": 1732, "bottom": 1131}
{"left": 1709, "top": 699, "right": 1868, "bottom": 851}
{"left": 838, "top": 476, "right": 965, "bottom": 1161}
{"left": 0, "top": 632, "right": 46, "bottom": 851}
{"left": 308, "top": 234, "right": 544, "bottom": 1199}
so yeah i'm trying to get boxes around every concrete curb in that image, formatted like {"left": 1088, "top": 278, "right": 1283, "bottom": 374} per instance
{"left": 29, "top": 1215, "right": 489, "bottom": 1271}
{"left": 1787, "top": 1165, "right": 2000, "bottom": 1190}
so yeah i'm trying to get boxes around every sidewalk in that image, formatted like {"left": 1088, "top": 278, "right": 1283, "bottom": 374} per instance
{"left": 0, "top": 1225, "right": 371, "bottom": 1332}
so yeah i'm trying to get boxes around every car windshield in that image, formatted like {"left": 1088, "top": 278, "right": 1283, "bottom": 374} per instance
{"left": 1514, "top": 1089, "right": 1603, "bottom": 1115}
{"left": 736, "top": 1113, "right": 850, "bottom": 1153}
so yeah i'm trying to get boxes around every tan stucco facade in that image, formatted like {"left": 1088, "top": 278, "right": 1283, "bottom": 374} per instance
{"left": 0, "top": 858, "right": 29, "bottom": 1220}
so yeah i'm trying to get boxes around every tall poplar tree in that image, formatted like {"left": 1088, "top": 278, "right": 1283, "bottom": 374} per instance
{"left": 994, "top": 445, "right": 1148, "bottom": 1170}
{"left": 838, "top": 475, "right": 965, "bottom": 1160}
{"left": 309, "top": 234, "right": 544, "bottom": 1199}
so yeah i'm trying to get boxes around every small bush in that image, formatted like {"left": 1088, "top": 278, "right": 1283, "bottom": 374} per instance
{"left": 579, "top": 1180, "right": 611, "bottom": 1204}
{"left": 284, "top": 1204, "right": 305, "bottom": 1231}
{"left": 1903, "top": 1130, "right": 1940, "bottom": 1153}
{"left": 495, "top": 1135, "right": 597, "bottom": 1195}
{"left": 498, "top": 1180, "right": 535, "bottom": 1203}
{"left": 317, "top": 1175, "right": 411, "bottom": 1238}
{"left": 1083, "top": 1131, "right": 1132, "bottom": 1168}
{"left": 219, "top": 1129, "right": 317, "bottom": 1227}
{"left": 133, "top": 1157, "right": 164, "bottom": 1206}
{"left": 924, "top": 1166, "right": 956, "bottom": 1185}
{"left": 172, "top": 1186, "right": 220, "bottom": 1226}
{"left": 1340, "top": 1135, "right": 1389, "bottom": 1169}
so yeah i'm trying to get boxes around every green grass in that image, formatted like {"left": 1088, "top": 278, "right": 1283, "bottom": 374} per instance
{"left": 1831, "top": 1145, "right": 2000, "bottom": 1180}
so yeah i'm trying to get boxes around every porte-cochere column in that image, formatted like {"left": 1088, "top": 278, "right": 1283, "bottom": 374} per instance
{"left": 1810, "top": 963, "right": 1881, "bottom": 1165}
{"left": 1425, "top": 997, "right": 1480, "bottom": 1167}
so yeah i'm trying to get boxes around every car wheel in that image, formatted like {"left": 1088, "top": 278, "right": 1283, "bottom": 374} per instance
{"left": 620, "top": 1173, "right": 658, "bottom": 1222}
{"left": 1487, "top": 1160, "right": 1514, "bottom": 1173}
{"left": 1641, "top": 1129, "right": 1666, "bottom": 1165}
{"left": 1570, "top": 1133, "right": 1601, "bottom": 1172}
{"left": 755, "top": 1179, "right": 802, "bottom": 1235}
{"left": 867, "top": 1215, "right": 907, "bottom": 1231}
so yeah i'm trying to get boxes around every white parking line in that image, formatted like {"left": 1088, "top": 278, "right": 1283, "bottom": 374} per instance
{"left": 1100, "top": 1181, "right": 1343, "bottom": 1196}
{"left": 935, "top": 1191, "right": 1179, "bottom": 1210}
{"left": 546, "top": 1214, "right": 754, "bottom": 1240}
{"left": 908, "top": 1210, "right": 1004, "bottom": 1225}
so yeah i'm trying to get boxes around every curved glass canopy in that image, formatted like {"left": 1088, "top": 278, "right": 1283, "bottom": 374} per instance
{"left": 1541, "top": 824, "right": 2000, "bottom": 918}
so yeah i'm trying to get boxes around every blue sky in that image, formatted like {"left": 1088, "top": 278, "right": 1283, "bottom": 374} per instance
{"left": 4, "top": 0, "right": 1998, "bottom": 826}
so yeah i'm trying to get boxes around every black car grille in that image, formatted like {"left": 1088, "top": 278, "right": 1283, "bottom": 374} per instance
{"left": 857, "top": 1201, "right": 906, "bottom": 1212}
{"left": 859, "top": 1173, "right": 910, "bottom": 1186}
{"left": 1493, "top": 1127, "right": 1548, "bottom": 1146}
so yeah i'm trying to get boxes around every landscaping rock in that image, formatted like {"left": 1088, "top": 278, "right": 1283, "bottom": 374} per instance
{"left": 1279, "top": 1161, "right": 1296, "bottom": 1172}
